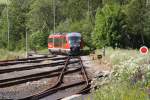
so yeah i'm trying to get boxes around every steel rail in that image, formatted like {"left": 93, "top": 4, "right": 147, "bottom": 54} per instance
{"left": 19, "top": 56, "right": 91, "bottom": 100}
{"left": 0, "top": 56, "right": 67, "bottom": 66}
{"left": 19, "top": 80, "right": 91, "bottom": 100}
{"left": 0, "top": 68, "right": 81, "bottom": 88}
{"left": 0, "top": 55, "right": 52, "bottom": 62}
{"left": 0, "top": 60, "right": 79, "bottom": 74}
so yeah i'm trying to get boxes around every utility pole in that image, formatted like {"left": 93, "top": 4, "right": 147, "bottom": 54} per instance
{"left": 26, "top": 28, "right": 28, "bottom": 58}
{"left": 6, "top": 0, "right": 10, "bottom": 49}
{"left": 53, "top": 0, "right": 55, "bottom": 48}
{"left": 88, "top": 0, "right": 90, "bottom": 18}
{"left": 53, "top": 0, "right": 55, "bottom": 34}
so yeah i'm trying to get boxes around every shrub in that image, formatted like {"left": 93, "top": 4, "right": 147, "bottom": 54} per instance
{"left": 29, "top": 31, "right": 49, "bottom": 49}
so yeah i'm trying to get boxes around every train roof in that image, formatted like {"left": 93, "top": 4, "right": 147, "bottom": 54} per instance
{"left": 66, "top": 32, "right": 81, "bottom": 37}
{"left": 48, "top": 34, "right": 65, "bottom": 38}
{"left": 48, "top": 32, "right": 81, "bottom": 38}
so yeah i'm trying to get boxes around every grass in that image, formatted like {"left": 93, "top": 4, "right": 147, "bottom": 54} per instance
{"left": 0, "top": 49, "right": 26, "bottom": 60}
{"left": 38, "top": 48, "right": 49, "bottom": 54}
{"left": 93, "top": 47, "right": 150, "bottom": 100}
{"left": 93, "top": 81, "right": 149, "bottom": 100}
{"left": 0, "top": 48, "right": 49, "bottom": 60}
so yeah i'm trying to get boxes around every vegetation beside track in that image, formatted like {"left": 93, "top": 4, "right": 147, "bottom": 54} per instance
{"left": 0, "top": 49, "right": 25, "bottom": 60}
{"left": 0, "top": 48, "right": 50, "bottom": 60}
{"left": 93, "top": 48, "right": 150, "bottom": 100}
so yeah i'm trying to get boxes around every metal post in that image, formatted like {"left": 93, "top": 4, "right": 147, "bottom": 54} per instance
{"left": 26, "top": 28, "right": 28, "bottom": 58}
{"left": 88, "top": 0, "right": 90, "bottom": 17}
{"left": 103, "top": 46, "right": 105, "bottom": 56}
{"left": 53, "top": 0, "right": 55, "bottom": 48}
{"left": 53, "top": 0, "right": 55, "bottom": 34}
{"left": 6, "top": 0, "right": 10, "bottom": 49}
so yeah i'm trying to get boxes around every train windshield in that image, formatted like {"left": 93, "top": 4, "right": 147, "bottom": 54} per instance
{"left": 68, "top": 36, "right": 81, "bottom": 47}
{"left": 48, "top": 38, "right": 53, "bottom": 43}
{"left": 69, "top": 37, "right": 80, "bottom": 41}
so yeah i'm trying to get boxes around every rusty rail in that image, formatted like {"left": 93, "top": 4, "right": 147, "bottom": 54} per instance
{"left": 19, "top": 56, "right": 91, "bottom": 100}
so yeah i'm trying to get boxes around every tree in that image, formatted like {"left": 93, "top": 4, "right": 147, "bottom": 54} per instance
{"left": 29, "top": 31, "right": 48, "bottom": 49}
{"left": 93, "top": 4, "right": 126, "bottom": 48}
{"left": 125, "top": 0, "right": 147, "bottom": 48}
{"left": 27, "top": 0, "right": 54, "bottom": 33}
{"left": 7, "top": 0, "right": 30, "bottom": 50}
{"left": 143, "top": 1, "right": 150, "bottom": 47}
{"left": 0, "top": 4, "right": 7, "bottom": 48}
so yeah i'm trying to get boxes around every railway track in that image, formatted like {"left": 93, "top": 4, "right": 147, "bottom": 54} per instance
{"left": 21, "top": 80, "right": 91, "bottom": 100}
{"left": 0, "top": 60, "right": 79, "bottom": 74}
{"left": 0, "top": 55, "right": 91, "bottom": 100}
{"left": 0, "top": 56, "right": 67, "bottom": 66}
{"left": 0, "top": 54, "right": 53, "bottom": 63}
{"left": 0, "top": 67, "right": 81, "bottom": 88}
{"left": 19, "top": 56, "right": 91, "bottom": 100}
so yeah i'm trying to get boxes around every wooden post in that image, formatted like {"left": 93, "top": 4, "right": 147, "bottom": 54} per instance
{"left": 103, "top": 46, "right": 105, "bottom": 56}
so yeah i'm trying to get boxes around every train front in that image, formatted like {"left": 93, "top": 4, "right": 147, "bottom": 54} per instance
{"left": 67, "top": 32, "right": 83, "bottom": 56}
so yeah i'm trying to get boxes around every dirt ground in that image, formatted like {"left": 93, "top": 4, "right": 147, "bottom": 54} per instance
{"left": 81, "top": 55, "right": 112, "bottom": 76}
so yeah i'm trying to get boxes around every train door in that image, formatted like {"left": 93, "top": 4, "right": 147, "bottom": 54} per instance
{"left": 48, "top": 37, "right": 53, "bottom": 48}
{"left": 54, "top": 38, "right": 62, "bottom": 48}
{"left": 62, "top": 37, "right": 67, "bottom": 49}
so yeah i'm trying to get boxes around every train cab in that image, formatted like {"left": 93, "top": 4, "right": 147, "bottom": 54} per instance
{"left": 48, "top": 32, "right": 83, "bottom": 55}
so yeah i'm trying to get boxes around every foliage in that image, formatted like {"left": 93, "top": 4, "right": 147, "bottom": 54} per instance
{"left": 27, "top": 0, "right": 54, "bottom": 33}
{"left": 29, "top": 31, "right": 49, "bottom": 49}
{"left": 125, "top": 0, "right": 147, "bottom": 48}
{"left": 94, "top": 81, "right": 149, "bottom": 100}
{"left": 93, "top": 4, "right": 126, "bottom": 48}
{"left": 93, "top": 0, "right": 150, "bottom": 49}
{"left": 0, "top": 6, "right": 7, "bottom": 48}
{"left": 0, "top": 49, "right": 25, "bottom": 60}
{"left": 93, "top": 48, "right": 150, "bottom": 100}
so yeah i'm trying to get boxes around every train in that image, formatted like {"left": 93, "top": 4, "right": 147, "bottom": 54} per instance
{"left": 48, "top": 32, "right": 83, "bottom": 55}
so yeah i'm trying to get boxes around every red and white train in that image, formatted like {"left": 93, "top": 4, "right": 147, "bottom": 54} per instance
{"left": 48, "top": 32, "right": 83, "bottom": 54}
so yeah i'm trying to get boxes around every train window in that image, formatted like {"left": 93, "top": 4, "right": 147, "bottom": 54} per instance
{"left": 68, "top": 36, "right": 81, "bottom": 47}
{"left": 69, "top": 37, "right": 81, "bottom": 41}
{"left": 62, "top": 38, "right": 66, "bottom": 43}
{"left": 48, "top": 38, "right": 53, "bottom": 43}
{"left": 62, "top": 38, "right": 67, "bottom": 47}
{"left": 69, "top": 37, "right": 81, "bottom": 43}
{"left": 54, "top": 38, "right": 62, "bottom": 47}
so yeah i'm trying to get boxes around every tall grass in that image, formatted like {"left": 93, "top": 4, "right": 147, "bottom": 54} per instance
{"left": 93, "top": 81, "right": 149, "bottom": 100}
{"left": 93, "top": 48, "right": 150, "bottom": 100}
{"left": 0, "top": 49, "right": 25, "bottom": 60}
{"left": 0, "top": 48, "right": 49, "bottom": 60}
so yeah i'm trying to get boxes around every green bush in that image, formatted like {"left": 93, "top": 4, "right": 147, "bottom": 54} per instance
{"left": 93, "top": 4, "right": 126, "bottom": 49}
{"left": 29, "top": 31, "right": 49, "bottom": 49}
